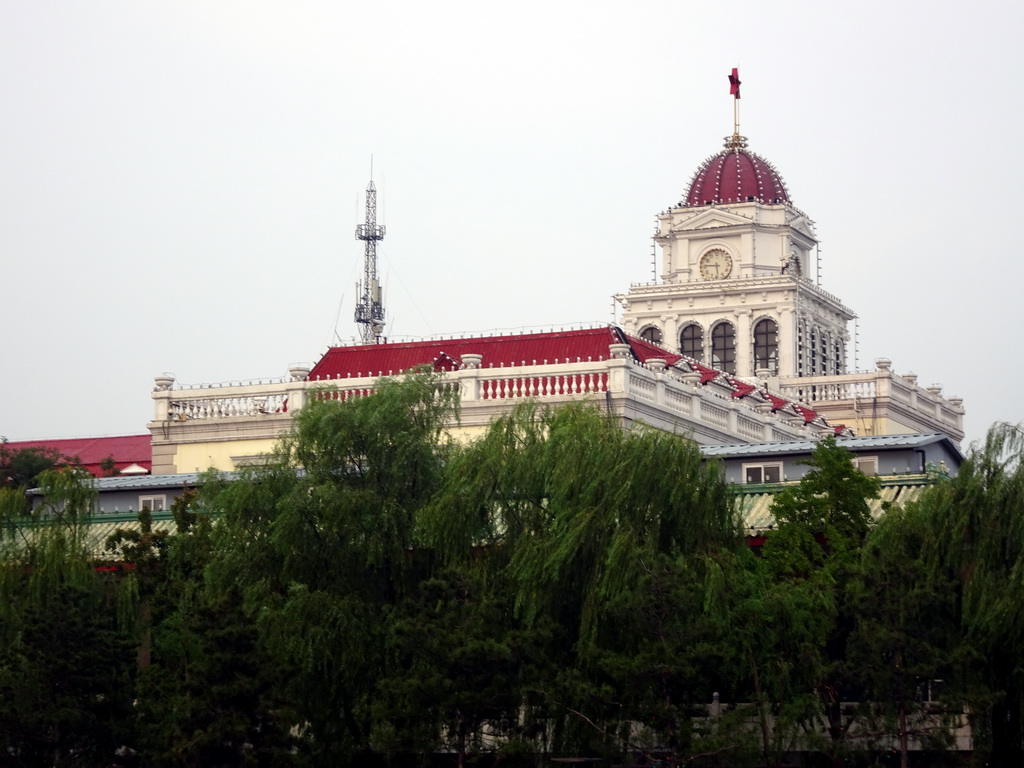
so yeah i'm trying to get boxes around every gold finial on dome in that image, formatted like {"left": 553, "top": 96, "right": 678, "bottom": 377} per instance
{"left": 725, "top": 133, "right": 748, "bottom": 151}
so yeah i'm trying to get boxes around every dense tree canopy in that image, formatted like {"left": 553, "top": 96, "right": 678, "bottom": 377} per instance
{"left": 2, "top": 374, "right": 1024, "bottom": 767}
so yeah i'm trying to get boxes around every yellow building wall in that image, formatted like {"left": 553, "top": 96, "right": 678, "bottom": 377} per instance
{"left": 170, "top": 425, "right": 493, "bottom": 474}
{"left": 847, "top": 415, "right": 921, "bottom": 437}
{"left": 173, "top": 438, "right": 283, "bottom": 474}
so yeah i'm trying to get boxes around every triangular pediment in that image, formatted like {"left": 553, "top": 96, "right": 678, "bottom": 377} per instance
{"left": 788, "top": 214, "right": 814, "bottom": 238}
{"left": 672, "top": 208, "right": 752, "bottom": 232}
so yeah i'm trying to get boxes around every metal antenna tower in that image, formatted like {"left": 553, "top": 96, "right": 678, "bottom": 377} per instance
{"left": 354, "top": 178, "right": 385, "bottom": 344}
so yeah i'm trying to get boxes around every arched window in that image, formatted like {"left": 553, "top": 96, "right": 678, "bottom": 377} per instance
{"left": 820, "top": 331, "right": 830, "bottom": 375}
{"left": 753, "top": 318, "right": 779, "bottom": 374}
{"left": 711, "top": 322, "right": 736, "bottom": 374}
{"left": 639, "top": 326, "right": 663, "bottom": 345}
{"left": 834, "top": 339, "right": 845, "bottom": 374}
{"left": 679, "top": 324, "right": 704, "bottom": 361}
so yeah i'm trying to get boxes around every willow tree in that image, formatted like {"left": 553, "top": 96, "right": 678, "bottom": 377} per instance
{"left": 205, "top": 372, "right": 460, "bottom": 761}
{"left": 420, "top": 401, "right": 740, "bottom": 757}
{"left": 0, "top": 468, "right": 135, "bottom": 766}
{"left": 911, "top": 423, "right": 1024, "bottom": 767}
{"left": 723, "top": 437, "right": 881, "bottom": 767}
{"left": 847, "top": 501, "right": 961, "bottom": 768}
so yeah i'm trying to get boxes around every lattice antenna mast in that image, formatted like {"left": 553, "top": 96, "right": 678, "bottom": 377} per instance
{"left": 354, "top": 178, "right": 385, "bottom": 344}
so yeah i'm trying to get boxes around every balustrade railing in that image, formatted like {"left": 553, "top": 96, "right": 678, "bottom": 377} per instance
{"left": 153, "top": 355, "right": 809, "bottom": 441}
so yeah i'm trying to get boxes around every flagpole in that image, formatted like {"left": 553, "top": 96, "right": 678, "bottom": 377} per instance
{"left": 728, "top": 67, "right": 742, "bottom": 150}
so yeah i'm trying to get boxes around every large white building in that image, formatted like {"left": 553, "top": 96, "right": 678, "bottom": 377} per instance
{"left": 147, "top": 124, "right": 964, "bottom": 475}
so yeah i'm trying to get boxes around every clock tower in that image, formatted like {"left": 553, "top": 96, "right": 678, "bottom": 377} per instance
{"left": 617, "top": 131, "right": 855, "bottom": 381}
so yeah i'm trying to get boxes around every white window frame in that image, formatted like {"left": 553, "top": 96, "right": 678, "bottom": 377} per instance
{"left": 139, "top": 494, "right": 167, "bottom": 512}
{"left": 854, "top": 456, "right": 879, "bottom": 476}
{"left": 742, "top": 462, "right": 783, "bottom": 484}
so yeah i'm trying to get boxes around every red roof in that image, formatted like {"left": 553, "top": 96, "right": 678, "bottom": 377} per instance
{"left": 307, "top": 326, "right": 842, "bottom": 435}
{"left": 793, "top": 405, "right": 819, "bottom": 424}
{"left": 685, "top": 146, "right": 790, "bottom": 207}
{"left": 2, "top": 435, "right": 152, "bottom": 477}
{"left": 309, "top": 326, "right": 659, "bottom": 380}
{"left": 727, "top": 378, "right": 757, "bottom": 399}
{"left": 624, "top": 334, "right": 683, "bottom": 367}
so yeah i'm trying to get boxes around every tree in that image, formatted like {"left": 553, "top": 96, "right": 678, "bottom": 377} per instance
{"left": 0, "top": 468, "right": 135, "bottom": 766}
{"left": 911, "top": 422, "right": 1024, "bottom": 767}
{"left": 0, "top": 445, "right": 72, "bottom": 490}
{"left": 377, "top": 567, "right": 551, "bottom": 767}
{"left": 733, "top": 437, "right": 881, "bottom": 767}
{"left": 847, "top": 502, "right": 961, "bottom": 768}
{"left": 205, "top": 372, "right": 460, "bottom": 762}
{"left": 420, "top": 401, "right": 739, "bottom": 759}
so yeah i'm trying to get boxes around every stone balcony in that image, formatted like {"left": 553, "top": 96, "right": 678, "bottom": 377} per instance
{"left": 775, "top": 358, "right": 965, "bottom": 444}
{"left": 148, "top": 351, "right": 828, "bottom": 474}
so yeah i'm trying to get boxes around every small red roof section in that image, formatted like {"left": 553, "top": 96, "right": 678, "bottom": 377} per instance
{"left": 685, "top": 145, "right": 790, "bottom": 207}
{"left": 309, "top": 326, "right": 662, "bottom": 380}
{"left": 2, "top": 435, "right": 152, "bottom": 477}
{"left": 691, "top": 362, "right": 724, "bottom": 385}
{"left": 727, "top": 378, "right": 757, "bottom": 399}
{"left": 793, "top": 405, "right": 818, "bottom": 424}
{"left": 624, "top": 334, "right": 683, "bottom": 367}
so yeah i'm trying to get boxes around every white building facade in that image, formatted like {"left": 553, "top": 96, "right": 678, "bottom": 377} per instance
{"left": 616, "top": 132, "right": 962, "bottom": 440}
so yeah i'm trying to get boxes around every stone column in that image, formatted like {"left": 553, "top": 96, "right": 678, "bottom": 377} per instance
{"left": 734, "top": 309, "right": 752, "bottom": 377}
{"left": 777, "top": 307, "right": 796, "bottom": 377}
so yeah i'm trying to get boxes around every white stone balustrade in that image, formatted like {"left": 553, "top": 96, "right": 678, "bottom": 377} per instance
{"left": 151, "top": 352, "right": 811, "bottom": 454}
{"left": 775, "top": 365, "right": 965, "bottom": 442}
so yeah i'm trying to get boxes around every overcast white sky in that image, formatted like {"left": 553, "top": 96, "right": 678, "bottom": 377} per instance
{"left": 2, "top": 1, "right": 1021, "bottom": 449}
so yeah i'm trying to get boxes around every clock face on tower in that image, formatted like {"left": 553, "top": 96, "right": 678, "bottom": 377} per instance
{"left": 699, "top": 249, "right": 733, "bottom": 280}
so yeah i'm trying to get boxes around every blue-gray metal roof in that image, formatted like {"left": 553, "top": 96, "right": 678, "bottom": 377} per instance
{"left": 27, "top": 471, "right": 241, "bottom": 495}
{"left": 700, "top": 433, "right": 962, "bottom": 460}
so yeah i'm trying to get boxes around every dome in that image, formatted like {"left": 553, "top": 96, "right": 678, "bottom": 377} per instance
{"left": 684, "top": 135, "right": 790, "bottom": 206}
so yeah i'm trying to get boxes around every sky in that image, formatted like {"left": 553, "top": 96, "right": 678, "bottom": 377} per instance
{"left": 2, "top": 0, "right": 1022, "bottom": 449}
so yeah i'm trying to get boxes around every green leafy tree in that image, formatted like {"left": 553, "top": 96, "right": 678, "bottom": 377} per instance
{"left": 377, "top": 567, "right": 551, "bottom": 767}
{"left": 911, "top": 422, "right": 1024, "bottom": 767}
{"left": 736, "top": 437, "right": 881, "bottom": 766}
{"left": 0, "top": 468, "right": 135, "bottom": 766}
{"left": 0, "top": 445, "right": 71, "bottom": 490}
{"left": 847, "top": 502, "right": 961, "bottom": 768}
{"left": 206, "top": 372, "right": 460, "bottom": 762}
{"left": 421, "top": 401, "right": 738, "bottom": 758}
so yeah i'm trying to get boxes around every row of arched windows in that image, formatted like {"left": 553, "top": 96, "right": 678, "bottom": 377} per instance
{"left": 640, "top": 319, "right": 779, "bottom": 376}
{"left": 638, "top": 317, "right": 845, "bottom": 377}
{"left": 797, "top": 321, "right": 845, "bottom": 376}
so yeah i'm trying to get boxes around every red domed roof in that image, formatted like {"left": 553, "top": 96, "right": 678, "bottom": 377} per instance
{"left": 684, "top": 136, "right": 790, "bottom": 206}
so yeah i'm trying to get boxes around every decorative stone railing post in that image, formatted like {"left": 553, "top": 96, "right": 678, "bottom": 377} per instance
{"left": 605, "top": 345, "right": 631, "bottom": 397}
{"left": 153, "top": 374, "right": 175, "bottom": 421}
{"left": 926, "top": 384, "right": 943, "bottom": 417}
{"left": 459, "top": 353, "right": 484, "bottom": 402}
{"left": 682, "top": 371, "right": 701, "bottom": 388}
{"left": 285, "top": 364, "right": 311, "bottom": 413}
{"left": 873, "top": 358, "right": 893, "bottom": 399}
{"left": 647, "top": 357, "right": 666, "bottom": 374}
{"left": 608, "top": 343, "right": 631, "bottom": 360}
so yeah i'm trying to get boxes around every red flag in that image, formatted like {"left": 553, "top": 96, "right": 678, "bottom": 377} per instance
{"left": 729, "top": 67, "right": 741, "bottom": 99}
